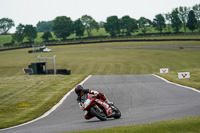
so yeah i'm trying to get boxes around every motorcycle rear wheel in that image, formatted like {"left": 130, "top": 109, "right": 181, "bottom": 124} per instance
{"left": 90, "top": 106, "right": 107, "bottom": 121}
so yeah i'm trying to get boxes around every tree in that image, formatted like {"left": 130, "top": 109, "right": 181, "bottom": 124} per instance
{"left": 23, "top": 25, "right": 37, "bottom": 42}
{"left": 120, "top": 15, "right": 138, "bottom": 36}
{"left": 41, "top": 31, "right": 53, "bottom": 42}
{"left": 196, "top": 22, "right": 200, "bottom": 32}
{"left": 137, "top": 17, "right": 151, "bottom": 34}
{"left": 192, "top": 4, "right": 200, "bottom": 21}
{"left": 152, "top": 14, "right": 166, "bottom": 33}
{"left": 177, "top": 6, "right": 190, "bottom": 32}
{"left": 74, "top": 19, "right": 85, "bottom": 38}
{"left": 165, "top": 12, "right": 172, "bottom": 32}
{"left": 0, "top": 18, "right": 15, "bottom": 34}
{"left": 99, "top": 21, "right": 105, "bottom": 28}
{"left": 12, "top": 23, "right": 25, "bottom": 44}
{"left": 36, "top": 21, "right": 53, "bottom": 32}
{"left": 12, "top": 33, "right": 24, "bottom": 44}
{"left": 81, "top": 15, "right": 99, "bottom": 37}
{"left": 104, "top": 16, "right": 120, "bottom": 37}
{"left": 171, "top": 9, "right": 182, "bottom": 33}
{"left": 52, "top": 16, "right": 74, "bottom": 40}
{"left": 193, "top": 4, "right": 200, "bottom": 32}
{"left": 187, "top": 10, "right": 197, "bottom": 32}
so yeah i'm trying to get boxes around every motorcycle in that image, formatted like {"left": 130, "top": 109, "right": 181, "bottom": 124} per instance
{"left": 81, "top": 93, "right": 121, "bottom": 121}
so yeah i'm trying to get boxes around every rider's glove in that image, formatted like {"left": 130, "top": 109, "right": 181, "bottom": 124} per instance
{"left": 90, "top": 90, "right": 99, "bottom": 96}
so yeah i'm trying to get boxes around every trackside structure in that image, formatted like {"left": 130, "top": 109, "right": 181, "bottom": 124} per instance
{"left": 24, "top": 55, "right": 70, "bottom": 75}
{"left": 37, "top": 55, "right": 56, "bottom": 75}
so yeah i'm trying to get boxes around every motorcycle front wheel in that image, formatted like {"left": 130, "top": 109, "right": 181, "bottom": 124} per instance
{"left": 90, "top": 106, "right": 107, "bottom": 121}
{"left": 112, "top": 105, "right": 121, "bottom": 119}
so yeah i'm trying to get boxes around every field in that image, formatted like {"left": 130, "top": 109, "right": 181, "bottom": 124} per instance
{"left": 0, "top": 41, "right": 200, "bottom": 132}
{"left": 0, "top": 28, "right": 200, "bottom": 46}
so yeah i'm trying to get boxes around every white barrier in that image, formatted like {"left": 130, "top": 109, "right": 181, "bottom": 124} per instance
{"left": 160, "top": 68, "right": 169, "bottom": 73}
{"left": 178, "top": 72, "right": 190, "bottom": 79}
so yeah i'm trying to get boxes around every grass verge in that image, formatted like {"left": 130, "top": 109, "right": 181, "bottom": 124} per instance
{"left": 67, "top": 116, "right": 200, "bottom": 133}
{"left": 0, "top": 74, "right": 86, "bottom": 129}
{"left": 158, "top": 68, "right": 200, "bottom": 90}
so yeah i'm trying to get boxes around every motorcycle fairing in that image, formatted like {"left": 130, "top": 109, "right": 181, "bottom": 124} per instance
{"left": 95, "top": 99, "right": 112, "bottom": 116}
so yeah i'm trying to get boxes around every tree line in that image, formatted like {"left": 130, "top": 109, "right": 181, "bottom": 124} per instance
{"left": 0, "top": 3, "right": 199, "bottom": 44}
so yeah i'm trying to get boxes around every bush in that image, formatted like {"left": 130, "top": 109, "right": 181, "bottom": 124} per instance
{"left": 3, "top": 42, "right": 13, "bottom": 47}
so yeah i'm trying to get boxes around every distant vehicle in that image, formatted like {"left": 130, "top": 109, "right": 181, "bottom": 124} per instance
{"left": 43, "top": 48, "right": 51, "bottom": 52}
{"left": 28, "top": 45, "right": 52, "bottom": 53}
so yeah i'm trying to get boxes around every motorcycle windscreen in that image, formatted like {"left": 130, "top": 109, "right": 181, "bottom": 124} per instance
{"left": 81, "top": 94, "right": 88, "bottom": 102}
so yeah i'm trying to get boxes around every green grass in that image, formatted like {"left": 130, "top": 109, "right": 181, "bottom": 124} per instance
{"left": 137, "top": 25, "right": 200, "bottom": 34}
{"left": 0, "top": 34, "right": 12, "bottom": 46}
{"left": 158, "top": 68, "right": 200, "bottom": 90}
{"left": 67, "top": 28, "right": 110, "bottom": 39}
{"left": 1, "top": 41, "right": 200, "bottom": 76}
{"left": 67, "top": 116, "right": 200, "bottom": 133}
{"left": 0, "top": 75, "right": 86, "bottom": 128}
{"left": 0, "top": 41, "right": 200, "bottom": 131}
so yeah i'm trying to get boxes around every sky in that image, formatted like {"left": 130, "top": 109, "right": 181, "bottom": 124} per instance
{"left": 0, "top": 0, "right": 199, "bottom": 33}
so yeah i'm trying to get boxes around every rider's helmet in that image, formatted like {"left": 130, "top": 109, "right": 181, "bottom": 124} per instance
{"left": 75, "top": 85, "right": 84, "bottom": 96}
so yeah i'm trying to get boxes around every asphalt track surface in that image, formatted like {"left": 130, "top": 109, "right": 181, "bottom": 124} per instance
{"left": 1, "top": 75, "right": 200, "bottom": 133}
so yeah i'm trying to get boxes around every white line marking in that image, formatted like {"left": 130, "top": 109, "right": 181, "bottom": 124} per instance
{"left": 0, "top": 75, "right": 92, "bottom": 131}
{"left": 152, "top": 74, "right": 200, "bottom": 94}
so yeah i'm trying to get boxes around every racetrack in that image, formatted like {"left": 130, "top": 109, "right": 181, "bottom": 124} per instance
{"left": 1, "top": 74, "right": 200, "bottom": 133}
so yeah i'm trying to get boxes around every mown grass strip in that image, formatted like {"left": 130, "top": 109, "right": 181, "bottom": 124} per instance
{"left": 67, "top": 116, "right": 200, "bottom": 133}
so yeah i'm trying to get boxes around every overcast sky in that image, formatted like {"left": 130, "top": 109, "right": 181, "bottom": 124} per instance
{"left": 0, "top": 0, "right": 199, "bottom": 33}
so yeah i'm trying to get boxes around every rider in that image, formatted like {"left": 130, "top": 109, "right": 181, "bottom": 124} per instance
{"left": 75, "top": 84, "right": 113, "bottom": 120}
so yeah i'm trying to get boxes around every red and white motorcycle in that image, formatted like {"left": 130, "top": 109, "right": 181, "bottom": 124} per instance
{"left": 81, "top": 93, "right": 121, "bottom": 121}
